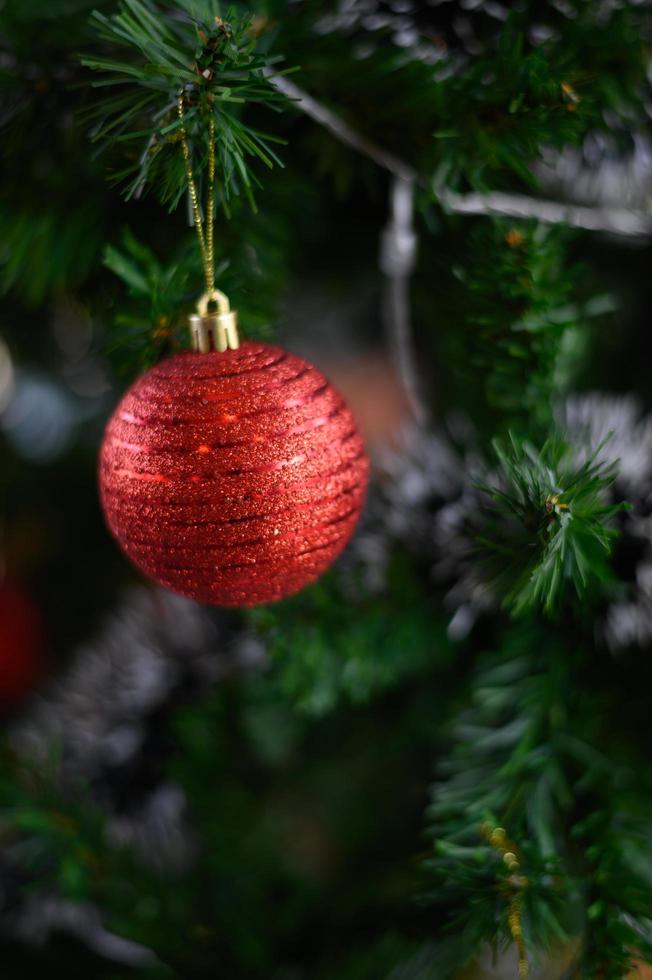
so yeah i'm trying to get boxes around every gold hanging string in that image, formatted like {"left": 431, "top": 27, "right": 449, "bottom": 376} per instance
{"left": 206, "top": 115, "right": 216, "bottom": 290}
{"left": 507, "top": 895, "right": 528, "bottom": 980}
{"left": 177, "top": 92, "right": 216, "bottom": 296}
{"left": 178, "top": 94, "right": 238, "bottom": 353}
{"left": 482, "top": 824, "right": 529, "bottom": 979}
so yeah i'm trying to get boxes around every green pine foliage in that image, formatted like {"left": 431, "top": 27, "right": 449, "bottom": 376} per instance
{"left": 247, "top": 557, "right": 452, "bottom": 716}
{"left": 449, "top": 219, "right": 610, "bottom": 437}
{"left": 270, "top": 0, "right": 649, "bottom": 192}
{"left": 82, "top": 0, "right": 287, "bottom": 208}
{"left": 2, "top": 1, "right": 652, "bottom": 978}
{"left": 426, "top": 6, "right": 648, "bottom": 192}
{"left": 0, "top": 0, "right": 111, "bottom": 304}
{"left": 477, "top": 435, "right": 626, "bottom": 616}
{"left": 0, "top": 647, "right": 447, "bottom": 979}
{"left": 423, "top": 622, "right": 652, "bottom": 976}
{"left": 422, "top": 626, "right": 572, "bottom": 971}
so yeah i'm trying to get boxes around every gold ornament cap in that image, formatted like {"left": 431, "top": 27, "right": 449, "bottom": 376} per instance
{"left": 190, "top": 289, "right": 240, "bottom": 353}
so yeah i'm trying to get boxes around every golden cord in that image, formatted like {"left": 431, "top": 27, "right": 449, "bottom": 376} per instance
{"left": 482, "top": 824, "right": 529, "bottom": 979}
{"left": 206, "top": 115, "right": 216, "bottom": 290}
{"left": 177, "top": 93, "right": 216, "bottom": 295}
{"left": 507, "top": 895, "right": 528, "bottom": 980}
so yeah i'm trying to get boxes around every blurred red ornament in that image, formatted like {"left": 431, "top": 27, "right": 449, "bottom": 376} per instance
{"left": 99, "top": 342, "right": 369, "bottom": 607}
{"left": 0, "top": 581, "right": 44, "bottom": 709}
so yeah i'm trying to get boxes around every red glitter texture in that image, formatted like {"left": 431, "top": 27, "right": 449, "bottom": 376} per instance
{"left": 99, "top": 342, "right": 370, "bottom": 606}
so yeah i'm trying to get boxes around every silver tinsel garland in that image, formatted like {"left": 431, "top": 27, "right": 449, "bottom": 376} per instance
{"left": 4, "top": 586, "right": 265, "bottom": 961}
{"left": 345, "top": 415, "right": 491, "bottom": 638}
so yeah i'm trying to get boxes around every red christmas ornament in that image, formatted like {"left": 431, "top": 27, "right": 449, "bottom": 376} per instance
{"left": 99, "top": 341, "right": 369, "bottom": 607}
{"left": 0, "top": 581, "right": 44, "bottom": 709}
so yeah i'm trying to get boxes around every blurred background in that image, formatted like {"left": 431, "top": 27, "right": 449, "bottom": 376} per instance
{"left": 2, "top": 1, "right": 652, "bottom": 978}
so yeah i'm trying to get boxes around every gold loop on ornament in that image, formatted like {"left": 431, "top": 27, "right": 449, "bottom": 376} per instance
{"left": 197, "top": 288, "right": 230, "bottom": 317}
{"left": 190, "top": 289, "right": 240, "bottom": 354}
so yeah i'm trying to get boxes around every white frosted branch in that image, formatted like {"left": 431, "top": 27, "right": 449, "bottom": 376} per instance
{"left": 265, "top": 71, "right": 416, "bottom": 182}
{"left": 441, "top": 190, "right": 652, "bottom": 237}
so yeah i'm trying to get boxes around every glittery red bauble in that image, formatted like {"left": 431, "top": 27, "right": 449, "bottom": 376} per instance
{"left": 99, "top": 342, "right": 369, "bottom": 607}
{"left": 0, "top": 582, "right": 44, "bottom": 708}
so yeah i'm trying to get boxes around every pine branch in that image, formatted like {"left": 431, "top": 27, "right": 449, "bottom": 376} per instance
{"left": 267, "top": 71, "right": 652, "bottom": 238}
{"left": 573, "top": 803, "right": 652, "bottom": 978}
{"left": 247, "top": 557, "right": 450, "bottom": 717}
{"left": 102, "top": 191, "right": 291, "bottom": 371}
{"left": 424, "top": 8, "right": 649, "bottom": 194}
{"left": 448, "top": 218, "right": 613, "bottom": 439}
{"left": 0, "top": 743, "right": 107, "bottom": 904}
{"left": 272, "top": 1, "right": 650, "bottom": 194}
{"left": 102, "top": 228, "right": 205, "bottom": 368}
{"left": 421, "top": 619, "right": 652, "bottom": 978}
{"left": 421, "top": 625, "right": 571, "bottom": 975}
{"left": 476, "top": 434, "right": 626, "bottom": 617}
{"left": 82, "top": 1, "right": 288, "bottom": 209}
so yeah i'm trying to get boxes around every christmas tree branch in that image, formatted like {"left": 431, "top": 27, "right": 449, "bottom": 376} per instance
{"left": 448, "top": 218, "right": 597, "bottom": 437}
{"left": 422, "top": 625, "right": 572, "bottom": 974}
{"left": 265, "top": 71, "right": 652, "bottom": 239}
{"left": 422, "top": 621, "right": 652, "bottom": 977}
{"left": 82, "top": 1, "right": 287, "bottom": 209}
{"left": 477, "top": 434, "right": 625, "bottom": 617}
